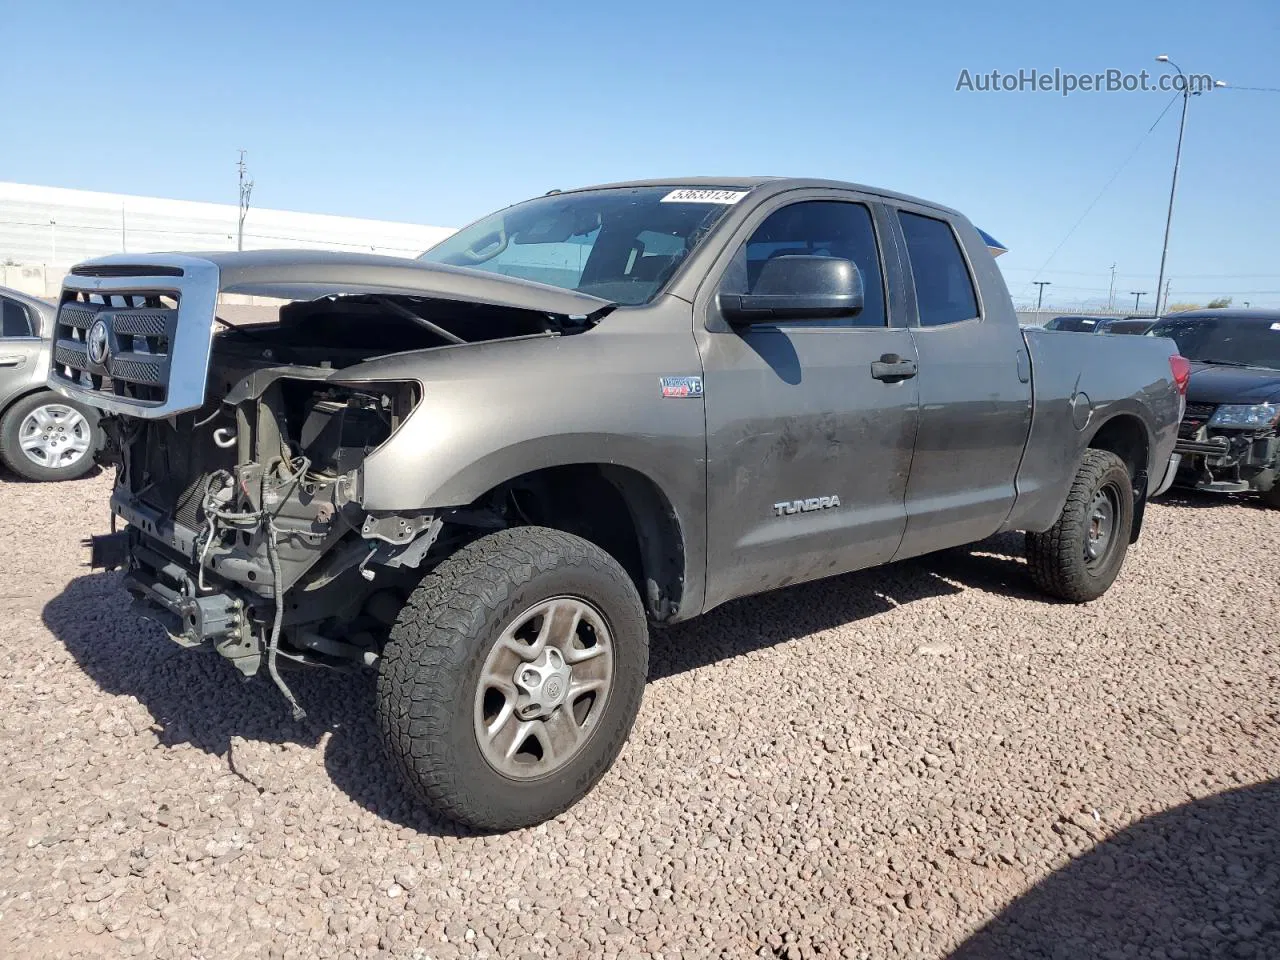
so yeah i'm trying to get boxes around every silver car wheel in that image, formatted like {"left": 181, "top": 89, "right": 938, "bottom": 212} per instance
{"left": 17, "top": 403, "right": 92, "bottom": 470}
{"left": 473, "top": 596, "right": 614, "bottom": 781}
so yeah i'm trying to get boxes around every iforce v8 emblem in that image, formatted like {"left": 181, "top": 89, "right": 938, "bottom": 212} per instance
{"left": 774, "top": 495, "right": 841, "bottom": 517}
{"left": 660, "top": 376, "right": 703, "bottom": 398}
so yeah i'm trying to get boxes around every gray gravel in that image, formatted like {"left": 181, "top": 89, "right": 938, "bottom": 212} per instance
{"left": 1, "top": 471, "right": 1277, "bottom": 959}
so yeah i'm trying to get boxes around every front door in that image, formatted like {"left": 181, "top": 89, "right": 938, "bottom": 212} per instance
{"left": 696, "top": 196, "right": 920, "bottom": 611}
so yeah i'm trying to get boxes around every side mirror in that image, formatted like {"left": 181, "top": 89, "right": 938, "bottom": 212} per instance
{"left": 718, "top": 255, "right": 864, "bottom": 325}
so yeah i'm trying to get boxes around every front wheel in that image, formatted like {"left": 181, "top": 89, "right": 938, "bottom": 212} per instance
{"left": 376, "top": 526, "right": 648, "bottom": 830}
{"left": 0, "top": 391, "right": 100, "bottom": 482}
{"left": 1026, "top": 449, "right": 1134, "bottom": 603}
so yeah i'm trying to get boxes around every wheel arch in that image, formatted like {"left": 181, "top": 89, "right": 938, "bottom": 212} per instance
{"left": 464, "top": 462, "right": 689, "bottom": 623}
{"left": 1084, "top": 412, "right": 1151, "bottom": 542}
{"left": 1, "top": 386, "right": 102, "bottom": 423}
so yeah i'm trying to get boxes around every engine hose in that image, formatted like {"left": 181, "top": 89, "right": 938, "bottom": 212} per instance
{"left": 265, "top": 521, "right": 306, "bottom": 721}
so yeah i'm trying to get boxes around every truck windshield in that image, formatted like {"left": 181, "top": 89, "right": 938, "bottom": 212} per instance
{"left": 1147, "top": 316, "right": 1280, "bottom": 370}
{"left": 419, "top": 186, "right": 745, "bottom": 305}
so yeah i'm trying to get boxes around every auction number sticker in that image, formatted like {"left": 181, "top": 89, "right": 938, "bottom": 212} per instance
{"left": 661, "top": 189, "right": 749, "bottom": 205}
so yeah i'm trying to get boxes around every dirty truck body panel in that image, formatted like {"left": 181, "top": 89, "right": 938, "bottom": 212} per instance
{"left": 48, "top": 176, "right": 1180, "bottom": 658}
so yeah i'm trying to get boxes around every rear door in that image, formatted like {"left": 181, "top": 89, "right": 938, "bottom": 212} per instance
{"left": 696, "top": 192, "right": 920, "bottom": 610}
{"left": 0, "top": 294, "right": 41, "bottom": 400}
{"left": 887, "top": 206, "right": 1032, "bottom": 559}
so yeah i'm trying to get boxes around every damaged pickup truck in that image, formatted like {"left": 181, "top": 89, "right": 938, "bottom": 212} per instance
{"left": 51, "top": 178, "right": 1185, "bottom": 830}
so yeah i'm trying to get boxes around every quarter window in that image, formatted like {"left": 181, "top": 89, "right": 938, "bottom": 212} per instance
{"left": 721, "top": 200, "right": 887, "bottom": 327}
{"left": 1, "top": 296, "right": 34, "bottom": 338}
{"left": 898, "top": 211, "right": 980, "bottom": 327}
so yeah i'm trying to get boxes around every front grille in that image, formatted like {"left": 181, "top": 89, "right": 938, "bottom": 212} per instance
{"left": 112, "top": 311, "right": 170, "bottom": 337}
{"left": 1179, "top": 401, "right": 1218, "bottom": 439}
{"left": 109, "top": 356, "right": 163, "bottom": 384}
{"left": 49, "top": 291, "right": 177, "bottom": 405}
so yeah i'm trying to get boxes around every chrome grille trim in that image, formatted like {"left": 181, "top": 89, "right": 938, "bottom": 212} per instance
{"left": 46, "top": 256, "right": 220, "bottom": 418}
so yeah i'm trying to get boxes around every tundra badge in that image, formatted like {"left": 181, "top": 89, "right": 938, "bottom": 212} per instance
{"left": 774, "top": 495, "right": 841, "bottom": 517}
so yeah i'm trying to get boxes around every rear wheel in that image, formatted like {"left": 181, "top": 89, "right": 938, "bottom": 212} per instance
{"left": 0, "top": 391, "right": 100, "bottom": 482}
{"left": 1026, "top": 449, "right": 1134, "bottom": 602}
{"left": 376, "top": 526, "right": 648, "bottom": 830}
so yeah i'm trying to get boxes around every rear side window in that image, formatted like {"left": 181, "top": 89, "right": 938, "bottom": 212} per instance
{"left": 1, "top": 297, "right": 34, "bottom": 338}
{"left": 898, "top": 212, "right": 979, "bottom": 327}
{"left": 721, "top": 200, "right": 887, "bottom": 327}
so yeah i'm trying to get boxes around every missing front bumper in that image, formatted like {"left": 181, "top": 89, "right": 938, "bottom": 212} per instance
{"left": 100, "top": 533, "right": 263, "bottom": 676}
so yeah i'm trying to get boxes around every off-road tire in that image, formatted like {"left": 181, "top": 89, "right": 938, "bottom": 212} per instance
{"left": 0, "top": 391, "right": 100, "bottom": 482}
{"left": 1026, "top": 449, "right": 1134, "bottom": 603}
{"left": 376, "top": 526, "right": 648, "bottom": 831}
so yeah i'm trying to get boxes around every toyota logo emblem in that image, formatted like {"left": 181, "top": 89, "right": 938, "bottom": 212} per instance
{"left": 86, "top": 319, "right": 110, "bottom": 366}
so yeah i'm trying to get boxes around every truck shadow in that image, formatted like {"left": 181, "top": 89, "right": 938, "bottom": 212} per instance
{"left": 1154, "top": 488, "right": 1270, "bottom": 511}
{"left": 649, "top": 530, "right": 1039, "bottom": 680}
{"left": 42, "top": 532, "right": 1037, "bottom": 831}
{"left": 948, "top": 778, "right": 1280, "bottom": 959}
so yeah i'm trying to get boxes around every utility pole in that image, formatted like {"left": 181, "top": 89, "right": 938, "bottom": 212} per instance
{"left": 1033, "top": 281, "right": 1052, "bottom": 310}
{"left": 237, "top": 150, "right": 254, "bottom": 252}
{"left": 1130, "top": 291, "right": 1148, "bottom": 313}
{"left": 1161, "top": 279, "right": 1171, "bottom": 315}
{"left": 1153, "top": 56, "right": 1226, "bottom": 318}
{"left": 49, "top": 219, "right": 57, "bottom": 267}
{"left": 1107, "top": 263, "right": 1117, "bottom": 312}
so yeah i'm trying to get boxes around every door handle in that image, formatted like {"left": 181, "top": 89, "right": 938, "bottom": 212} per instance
{"left": 0, "top": 355, "right": 27, "bottom": 368}
{"left": 870, "top": 354, "right": 917, "bottom": 383}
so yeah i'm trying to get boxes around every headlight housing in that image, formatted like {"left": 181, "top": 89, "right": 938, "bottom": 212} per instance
{"left": 1208, "top": 402, "right": 1280, "bottom": 428}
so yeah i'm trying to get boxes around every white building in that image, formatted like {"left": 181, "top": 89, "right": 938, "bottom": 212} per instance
{"left": 0, "top": 182, "right": 455, "bottom": 297}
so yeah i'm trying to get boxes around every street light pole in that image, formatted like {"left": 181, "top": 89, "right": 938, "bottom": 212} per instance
{"left": 1033, "top": 281, "right": 1051, "bottom": 310}
{"left": 1130, "top": 291, "right": 1148, "bottom": 313}
{"left": 1153, "top": 56, "right": 1225, "bottom": 316}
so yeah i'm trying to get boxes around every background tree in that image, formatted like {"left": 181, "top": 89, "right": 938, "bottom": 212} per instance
{"left": 1207, "top": 296, "right": 1233, "bottom": 309}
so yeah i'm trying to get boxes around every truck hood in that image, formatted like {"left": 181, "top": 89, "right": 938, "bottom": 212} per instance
{"left": 1185, "top": 362, "right": 1280, "bottom": 405}
{"left": 68, "top": 250, "right": 616, "bottom": 319}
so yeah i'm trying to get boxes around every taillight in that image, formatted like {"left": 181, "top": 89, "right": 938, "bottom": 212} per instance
{"left": 1169, "top": 354, "right": 1191, "bottom": 395}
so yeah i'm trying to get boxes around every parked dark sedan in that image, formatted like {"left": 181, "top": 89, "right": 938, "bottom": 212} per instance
{"left": 1097, "top": 317, "right": 1155, "bottom": 335}
{"left": 1043, "top": 315, "right": 1112, "bottom": 332}
{"left": 1147, "top": 309, "right": 1280, "bottom": 507}
{"left": 1043, "top": 315, "right": 1154, "bottom": 335}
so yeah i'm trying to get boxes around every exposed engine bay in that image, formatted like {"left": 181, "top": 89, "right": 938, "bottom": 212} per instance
{"left": 87, "top": 290, "right": 598, "bottom": 715}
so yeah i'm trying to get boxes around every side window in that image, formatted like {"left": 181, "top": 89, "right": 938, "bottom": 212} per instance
{"left": 721, "top": 200, "right": 887, "bottom": 327}
{"left": 898, "top": 211, "right": 979, "bottom": 327}
{"left": 1, "top": 296, "right": 35, "bottom": 338}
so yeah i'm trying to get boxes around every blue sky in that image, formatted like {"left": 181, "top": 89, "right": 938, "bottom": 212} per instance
{"left": 3, "top": 0, "right": 1277, "bottom": 308}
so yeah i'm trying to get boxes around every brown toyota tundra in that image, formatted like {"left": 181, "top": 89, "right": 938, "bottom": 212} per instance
{"left": 51, "top": 178, "right": 1184, "bottom": 829}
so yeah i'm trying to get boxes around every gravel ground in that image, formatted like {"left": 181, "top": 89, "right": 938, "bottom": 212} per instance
{"left": 1, "top": 470, "right": 1277, "bottom": 960}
